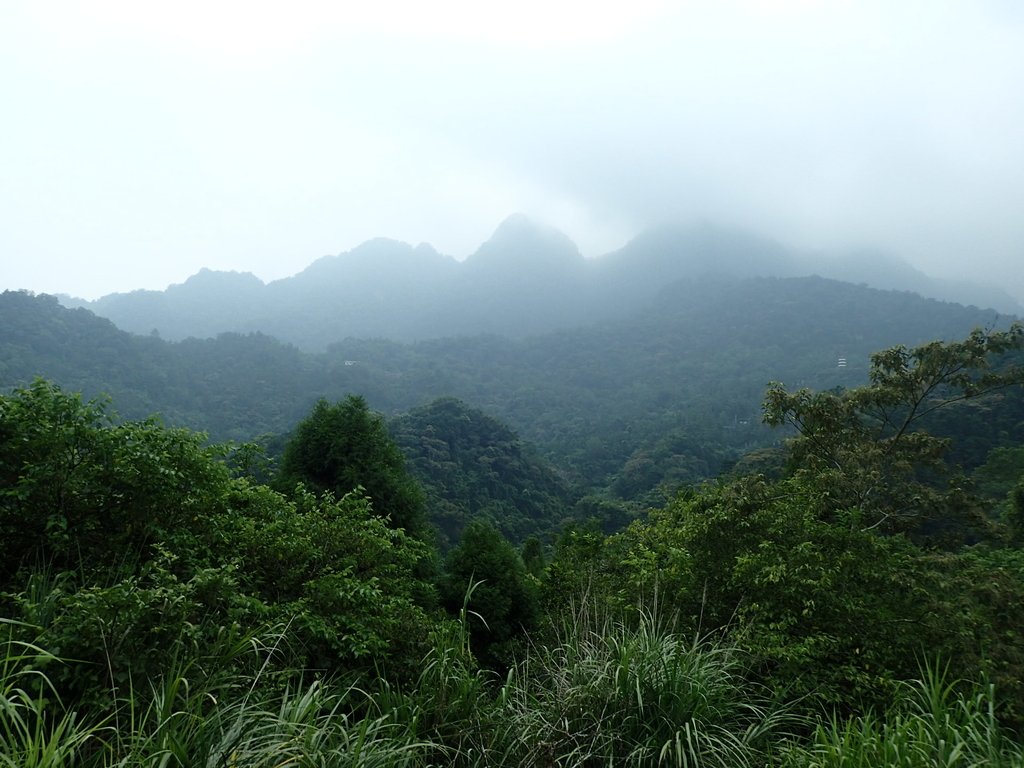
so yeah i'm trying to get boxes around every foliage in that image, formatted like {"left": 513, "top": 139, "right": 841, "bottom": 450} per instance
{"left": 763, "top": 324, "right": 1024, "bottom": 538}
{"left": 610, "top": 478, "right": 932, "bottom": 712}
{"left": 520, "top": 536, "right": 546, "bottom": 578}
{"left": 370, "top": 604, "right": 500, "bottom": 766}
{"left": 115, "top": 676, "right": 430, "bottom": 768}
{"left": 442, "top": 521, "right": 540, "bottom": 669}
{"left": 0, "top": 380, "right": 437, "bottom": 711}
{"left": 213, "top": 482, "right": 435, "bottom": 676}
{"left": 570, "top": 329, "right": 1024, "bottom": 718}
{"left": 589, "top": 481, "right": 1024, "bottom": 721}
{"left": 0, "top": 379, "right": 228, "bottom": 580}
{"left": 779, "top": 663, "right": 1024, "bottom": 768}
{"left": 5, "top": 614, "right": 1023, "bottom": 767}
{"left": 0, "top": 623, "right": 437, "bottom": 768}
{"left": 0, "top": 620, "right": 102, "bottom": 768}
{"left": 8, "top": 279, "right": 1022, "bottom": 509}
{"left": 391, "top": 397, "right": 578, "bottom": 547}
{"left": 930, "top": 546, "right": 1024, "bottom": 724}
{"left": 277, "top": 395, "right": 429, "bottom": 538}
{"left": 540, "top": 522, "right": 619, "bottom": 616}
{"left": 1009, "top": 477, "right": 1024, "bottom": 544}
{"left": 493, "top": 603, "right": 790, "bottom": 767}
{"left": 973, "top": 447, "right": 1024, "bottom": 544}
{"left": 8, "top": 307, "right": 1024, "bottom": 764}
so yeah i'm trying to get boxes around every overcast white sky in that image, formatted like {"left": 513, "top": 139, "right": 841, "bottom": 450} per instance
{"left": 2, "top": 0, "right": 1023, "bottom": 301}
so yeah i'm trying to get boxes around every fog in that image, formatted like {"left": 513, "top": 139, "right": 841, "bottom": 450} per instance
{"left": 2, "top": 0, "right": 1023, "bottom": 303}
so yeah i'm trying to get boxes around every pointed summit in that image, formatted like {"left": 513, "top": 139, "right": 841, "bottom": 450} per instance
{"left": 452, "top": 214, "right": 590, "bottom": 336}
{"left": 467, "top": 214, "right": 582, "bottom": 270}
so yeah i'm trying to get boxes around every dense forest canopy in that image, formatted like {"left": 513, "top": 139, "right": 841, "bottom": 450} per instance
{"left": 391, "top": 397, "right": 579, "bottom": 547}
{"left": 4, "top": 276, "right": 1021, "bottom": 508}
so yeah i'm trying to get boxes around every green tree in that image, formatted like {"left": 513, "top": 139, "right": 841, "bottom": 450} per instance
{"left": 0, "top": 379, "right": 227, "bottom": 580}
{"left": 762, "top": 324, "right": 1024, "bottom": 538}
{"left": 390, "top": 396, "right": 578, "bottom": 548}
{"left": 596, "top": 327, "right": 1024, "bottom": 717}
{"left": 615, "top": 478, "right": 935, "bottom": 712}
{"left": 520, "top": 535, "right": 546, "bottom": 578}
{"left": 210, "top": 482, "right": 435, "bottom": 677}
{"left": 442, "top": 519, "right": 539, "bottom": 668}
{"left": 1007, "top": 476, "right": 1024, "bottom": 544}
{"left": 0, "top": 381, "right": 438, "bottom": 708}
{"left": 277, "top": 395, "right": 428, "bottom": 538}
{"left": 608, "top": 475, "right": 1024, "bottom": 719}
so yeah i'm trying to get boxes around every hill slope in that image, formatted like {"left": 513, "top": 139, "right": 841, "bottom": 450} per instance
{"left": 391, "top": 397, "right": 579, "bottom": 547}
{"left": 7, "top": 274, "right": 1021, "bottom": 508}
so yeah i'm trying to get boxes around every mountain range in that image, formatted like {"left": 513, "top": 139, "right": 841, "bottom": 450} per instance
{"left": 7, "top": 214, "right": 1024, "bottom": 518}
{"left": 60, "top": 216, "right": 1022, "bottom": 350}
{"left": 6, "top": 269, "right": 1021, "bottom": 509}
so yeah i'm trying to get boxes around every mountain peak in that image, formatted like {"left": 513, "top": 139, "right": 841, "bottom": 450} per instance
{"left": 489, "top": 213, "right": 576, "bottom": 246}
{"left": 468, "top": 214, "right": 582, "bottom": 269}
{"left": 178, "top": 268, "right": 264, "bottom": 288}
{"left": 491, "top": 212, "right": 545, "bottom": 237}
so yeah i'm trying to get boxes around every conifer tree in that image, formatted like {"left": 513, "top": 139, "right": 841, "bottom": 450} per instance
{"left": 278, "top": 395, "right": 428, "bottom": 538}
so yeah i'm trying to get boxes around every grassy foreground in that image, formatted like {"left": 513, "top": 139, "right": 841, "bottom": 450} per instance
{"left": 3, "top": 611, "right": 1022, "bottom": 768}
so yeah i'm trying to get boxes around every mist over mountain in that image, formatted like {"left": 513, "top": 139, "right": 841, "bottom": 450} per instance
{"left": 61, "top": 216, "right": 1022, "bottom": 351}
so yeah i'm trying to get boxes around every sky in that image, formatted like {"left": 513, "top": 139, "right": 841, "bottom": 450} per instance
{"left": 2, "top": 0, "right": 1023, "bottom": 302}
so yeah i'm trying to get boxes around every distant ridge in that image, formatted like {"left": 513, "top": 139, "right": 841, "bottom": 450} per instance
{"left": 62, "top": 217, "right": 1022, "bottom": 350}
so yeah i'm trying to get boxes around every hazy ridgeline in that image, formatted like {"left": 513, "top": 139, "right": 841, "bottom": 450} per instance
{"left": 61, "top": 218, "right": 1023, "bottom": 349}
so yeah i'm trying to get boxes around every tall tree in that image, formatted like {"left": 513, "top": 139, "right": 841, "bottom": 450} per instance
{"left": 442, "top": 519, "right": 539, "bottom": 668}
{"left": 762, "top": 324, "right": 1024, "bottom": 537}
{"left": 277, "top": 395, "right": 428, "bottom": 538}
{"left": 0, "top": 379, "right": 228, "bottom": 579}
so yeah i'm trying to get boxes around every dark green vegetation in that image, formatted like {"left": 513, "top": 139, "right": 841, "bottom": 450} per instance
{"left": 5, "top": 272, "right": 1023, "bottom": 508}
{"left": 5, "top": 233, "right": 1024, "bottom": 763}
{"left": 3, "top": 316, "right": 1024, "bottom": 764}
{"left": 0, "top": 382, "right": 435, "bottom": 688}
{"left": 392, "top": 398, "right": 578, "bottom": 547}
{"left": 277, "top": 395, "right": 430, "bottom": 540}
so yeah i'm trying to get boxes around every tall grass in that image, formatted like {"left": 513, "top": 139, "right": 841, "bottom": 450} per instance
{"left": 781, "top": 661, "right": 1024, "bottom": 768}
{"left": 0, "top": 618, "right": 437, "bottom": 768}
{"left": 369, "top": 585, "right": 501, "bottom": 766}
{"left": 0, "top": 618, "right": 103, "bottom": 768}
{"left": 5, "top": 610, "right": 1022, "bottom": 767}
{"left": 103, "top": 621, "right": 439, "bottom": 768}
{"left": 491, "top": 602, "right": 792, "bottom": 767}
{"left": 113, "top": 677, "right": 428, "bottom": 768}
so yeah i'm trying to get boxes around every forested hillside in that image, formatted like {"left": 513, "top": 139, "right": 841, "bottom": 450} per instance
{"left": 4, "top": 276, "right": 1022, "bottom": 506}
{"left": 391, "top": 398, "right": 579, "bottom": 547}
